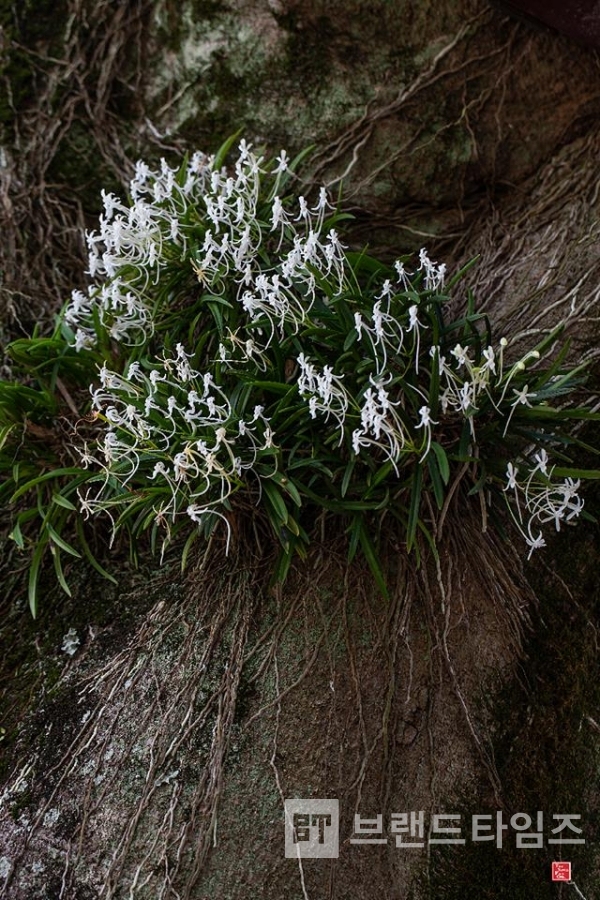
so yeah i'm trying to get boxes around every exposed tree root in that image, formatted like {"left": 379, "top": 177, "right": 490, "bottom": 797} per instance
{"left": 0, "top": 495, "right": 535, "bottom": 898}
{"left": 0, "top": 0, "right": 153, "bottom": 332}
{"left": 1, "top": 3, "right": 599, "bottom": 897}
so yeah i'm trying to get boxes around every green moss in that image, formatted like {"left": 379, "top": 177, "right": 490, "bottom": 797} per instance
{"left": 0, "top": 553, "right": 159, "bottom": 773}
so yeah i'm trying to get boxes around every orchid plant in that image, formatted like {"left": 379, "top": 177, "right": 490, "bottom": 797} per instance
{"left": 2, "top": 136, "right": 599, "bottom": 613}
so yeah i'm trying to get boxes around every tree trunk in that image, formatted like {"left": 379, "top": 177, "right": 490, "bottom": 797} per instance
{"left": 1, "top": 2, "right": 599, "bottom": 898}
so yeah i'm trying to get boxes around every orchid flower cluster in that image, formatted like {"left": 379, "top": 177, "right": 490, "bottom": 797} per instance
{"left": 79, "top": 346, "right": 276, "bottom": 553}
{"left": 65, "top": 139, "right": 345, "bottom": 352}
{"left": 505, "top": 452, "right": 585, "bottom": 559}
{"left": 57, "top": 139, "right": 594, "bottom": 575}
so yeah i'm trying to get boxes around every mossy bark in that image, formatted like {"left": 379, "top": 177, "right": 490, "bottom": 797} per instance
{"left": 1, "top": 1, "right": 600, "bottom": 898}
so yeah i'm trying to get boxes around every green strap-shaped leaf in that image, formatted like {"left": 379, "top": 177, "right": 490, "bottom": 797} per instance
{"left": 406, "top": 464, "right": 423, "bottom": 552}
{"left": 358, "top": 520, "right": 389, "bottom": 601}
{"left": 51, "top": 545, "right": 72, "bottom": 598}
{"left": 45, "top": 523, "right": 82, "bottom": 558}
{"left": 51, "top": 492, "right": 78, "bottom": 512}
{"left": 341, "top": 458, "right": 356, "bottom": 499}
{"left": 28, "top": 536, "right": 48, "bottom": 618}
{"left": 262, "top": 480, "right": 289, "bottom": 527}
{"left": 213, "top": 130, "right": 243, "bottom": 170}
{"left": 11, "top": 468, "right": 88, "bottom": 503}
{"left": 430, "top": 441, "right": 450, "bottom": 485}
{"left": 551, "top": 467, "right": 600, "bottom": 480}
{"left": 75, "top": 519, "right": 118, "bottom": 584}
{"left": 427, "top": 454, "right": 445, "bottom": 510}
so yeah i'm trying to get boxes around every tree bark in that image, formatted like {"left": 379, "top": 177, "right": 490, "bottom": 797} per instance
{"left": 1, "top": 2, "right": 599, "bottom": 898}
